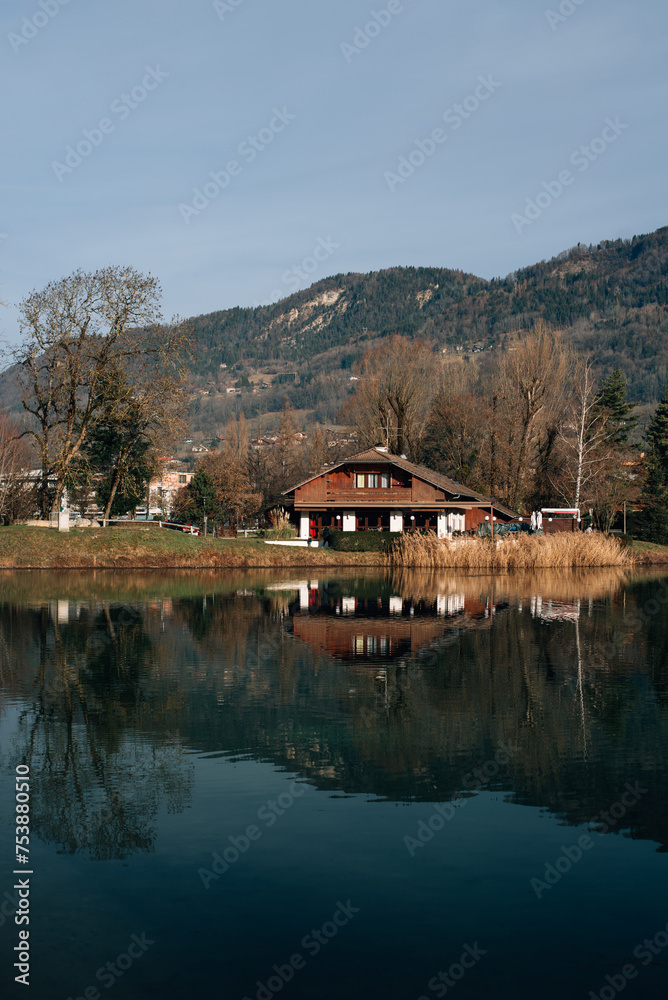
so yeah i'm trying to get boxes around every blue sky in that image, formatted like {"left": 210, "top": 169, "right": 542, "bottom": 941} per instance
{"left": 1, "top": 0, "right": 666, "bottom": 345}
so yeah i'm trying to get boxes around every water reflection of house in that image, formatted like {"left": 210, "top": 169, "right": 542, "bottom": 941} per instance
{"left": 289, "top": 587, "right": 480, "bottom": 663}
{"left": 531, "top": 596, "right": 581, "bottom": 622}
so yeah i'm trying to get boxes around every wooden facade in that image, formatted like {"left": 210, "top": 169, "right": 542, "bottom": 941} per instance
{"left": 283, "top": 448, "right": 517, "bottom": 539}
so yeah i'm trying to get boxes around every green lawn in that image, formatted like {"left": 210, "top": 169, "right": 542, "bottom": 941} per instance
{"left": 629, "top": 539, "right": 668, "bottom": 561}
{"left": 0, "top": 526, "right": 384, "bottom": 569}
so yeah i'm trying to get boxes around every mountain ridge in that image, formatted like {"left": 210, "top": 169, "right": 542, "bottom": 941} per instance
{"left": 3, "top": 225, "right": 667, "bottom": 439}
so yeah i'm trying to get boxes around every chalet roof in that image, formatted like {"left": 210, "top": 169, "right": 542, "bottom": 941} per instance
{"left": 284, "top": 447, "right": 518, "bottom": 517}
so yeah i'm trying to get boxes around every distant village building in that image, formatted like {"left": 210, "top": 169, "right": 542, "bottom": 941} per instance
{"left": 283, "top": 448, "right": 517, "bottom": 540}
{"left": 148, "top": 467, "right": 195, "bottom": 515}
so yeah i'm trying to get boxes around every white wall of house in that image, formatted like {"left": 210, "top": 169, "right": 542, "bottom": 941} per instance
{"left": 299, "top": 513, "right": 310, "bottom": 539}
{"left": 342, "top": 511, "right": 356, "bottom": 532}
{"left": 437, "top": 514, "right": 447, "bottom": 538}
{"left": 390, "top": 511, "right": 403, "bottom": 533}
{"left": 447, "top": 512, "right": 466, "bottom": 533}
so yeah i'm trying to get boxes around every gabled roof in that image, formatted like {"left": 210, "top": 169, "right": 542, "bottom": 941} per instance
{"left": 283, "top": 447, "right": 518, "bottom": 517}
{"left": 282, "top": 448, "right": 392, "bottom": 494}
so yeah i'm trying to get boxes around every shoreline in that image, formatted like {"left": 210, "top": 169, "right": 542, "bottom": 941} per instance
{"left": 1, "top": 527, "right": 667, "bottom": 571}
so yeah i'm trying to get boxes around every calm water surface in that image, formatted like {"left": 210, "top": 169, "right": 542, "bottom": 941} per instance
{"left": 1, "top": 568, "right": 667, "bottom": 1000}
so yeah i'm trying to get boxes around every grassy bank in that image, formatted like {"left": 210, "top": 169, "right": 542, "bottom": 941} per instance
{"left": 0, "top": 527, "right": 384, "bottom": 570}
{"left": 1, "top": 526, "right": 667, "bottom": 570}
{"left": 626, "top": 539, "right": 668, "bottom": 562}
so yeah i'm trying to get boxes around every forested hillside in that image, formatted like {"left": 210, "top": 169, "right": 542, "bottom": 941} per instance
{"left": 3, "top": 225, "right": 667, "bottom": 435}
{"left": 184, "top": 225, "right": 668, "bottom": 428}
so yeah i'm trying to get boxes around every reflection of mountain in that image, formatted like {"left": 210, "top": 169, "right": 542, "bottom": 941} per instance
{"left": 2, "top": 569, "right": 668, "bottom": 855}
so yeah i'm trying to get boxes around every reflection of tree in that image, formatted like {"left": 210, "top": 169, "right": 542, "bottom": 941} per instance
{"left": 27, "top": 741, "right": 183, "bottom": 861}
{"left": 163, "top": 573, "right": 668, "bottom": 849}
{"left": 2, "top": 570, "right": 668, "bottom": 857}
{"left": 3, "top": 603, "right": 192, "bottom": 860}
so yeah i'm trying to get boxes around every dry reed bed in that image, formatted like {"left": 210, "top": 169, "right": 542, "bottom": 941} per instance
{"left": 390, "top": 533, "right": 632, "bottom": 570}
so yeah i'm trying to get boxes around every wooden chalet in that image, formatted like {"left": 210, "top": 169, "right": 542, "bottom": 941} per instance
{"left": 283, "top": 447, "right": 517, "bottom": 540}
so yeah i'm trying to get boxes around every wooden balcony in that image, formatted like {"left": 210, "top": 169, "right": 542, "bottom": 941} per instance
{"left": 324, "top": 488, "right": 411, "bottom": 504}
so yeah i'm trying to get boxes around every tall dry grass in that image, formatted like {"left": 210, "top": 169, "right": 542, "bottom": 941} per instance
{"left": 390, "top": 533, "right": 632, "bottom": 570}
{"left": 264, "top": 507, "right": 298, "bottom": 540}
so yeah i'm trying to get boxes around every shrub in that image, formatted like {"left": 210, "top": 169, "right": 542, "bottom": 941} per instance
{"left": 325, "top": 529, "right": 402, "bottom": 552}
{"left": 265, "top": 507, "right": 297, "bottom": 540}
{"left": 264, "top": 525, "right": 298, "bottom": 540}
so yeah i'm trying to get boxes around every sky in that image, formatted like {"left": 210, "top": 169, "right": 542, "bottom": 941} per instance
{"left": 1, "top": 0, "right": 666, "bottom": 346}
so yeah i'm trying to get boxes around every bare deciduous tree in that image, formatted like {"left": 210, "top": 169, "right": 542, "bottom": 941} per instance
{"left": 304, "top": 425, "right": 332, "bottom": 475}
{"left": 0, "top": 414, "right": 35, "bottom": 523}
{"left": 498, "top": 322, "right": 571, "bottom": 509}
{"left": 222, "top": 413, "right": 249, "bottom": 466}
{"left": 422, "top": 383, "right": 491, "bottom": 487}
{"left": 272, "top": 400, "right": 306, "bottom": 494}
{"left": 344, "top": 336, "right": 437, "bottom": 460}
{"left": 13, "top": 266, "right": 187, "bottom": 517}
{"left": 587, "top": 452, "right": 639, "bottom": 533}
{"left": 554, "top": 360, "right": 610, "bottom": 509}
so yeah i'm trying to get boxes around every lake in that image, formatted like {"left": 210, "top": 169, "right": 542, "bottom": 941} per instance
{"left": 1, "top": 568, "right": 667, "bottom": 999}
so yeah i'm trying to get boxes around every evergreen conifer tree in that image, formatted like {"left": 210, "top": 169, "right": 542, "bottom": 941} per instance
{"left": 646, "top": 388, "right": 668, "bottom": 467}
{"left": 636, "top": 389, "right": 668, "bottom": 544}
{"left": 597, "top": 368, "right": 638, "bottom": 446}
{"left": 180, "top": 467, "right": 218, "bottom": 525}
